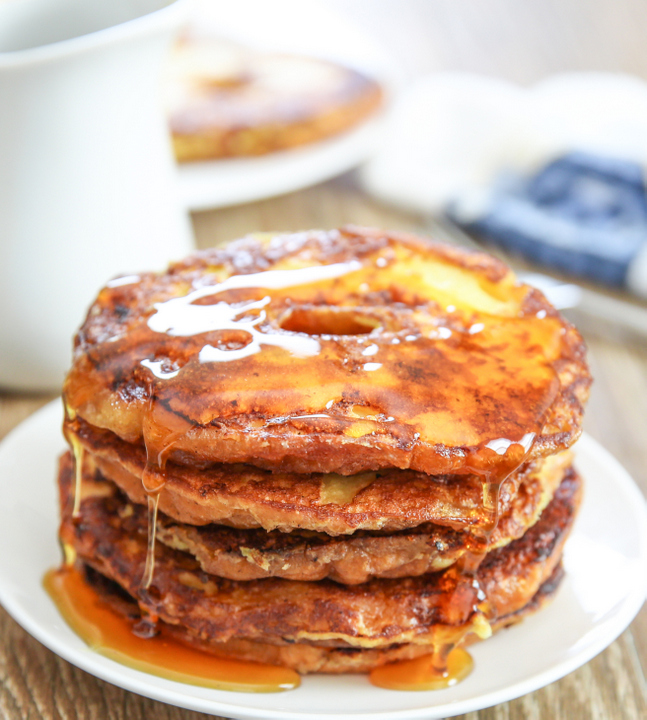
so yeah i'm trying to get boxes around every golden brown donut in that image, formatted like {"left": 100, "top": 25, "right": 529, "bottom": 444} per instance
{"left": 166, "top": 37, "right": 383, "bottom": 161}
{"left": 63, "top": 227, "right": 591, "bottom": 481}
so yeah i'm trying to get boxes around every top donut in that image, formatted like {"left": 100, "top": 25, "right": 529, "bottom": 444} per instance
{"left": 64, "top": 227, "right": 591, "bottom": 477}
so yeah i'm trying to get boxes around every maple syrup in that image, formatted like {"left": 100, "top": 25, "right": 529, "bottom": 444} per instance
{"left": 43, "top": 565, "right": 300, "bottom": 693}
{"left": 369, "top": 647, "right": 473, "bottom": 691}
{"left": 139, "top": 395, "right": 194, "bottom": 589}
{"left": 141, "top": 494, "right": 161, "bottom": 589}
{"left": 62, "top": 401, "right": 83, "bottom": 519}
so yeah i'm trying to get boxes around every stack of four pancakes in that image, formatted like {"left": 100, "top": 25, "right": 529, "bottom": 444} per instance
{"left": 58, "top": 227, "right": 591, "bottom": 678}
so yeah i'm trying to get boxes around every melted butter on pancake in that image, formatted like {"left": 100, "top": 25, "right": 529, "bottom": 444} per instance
{"left": 318, "top": 472, "right": 377, "bottom": 505}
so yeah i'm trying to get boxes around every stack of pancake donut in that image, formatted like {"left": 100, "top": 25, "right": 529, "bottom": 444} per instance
{"left": 59, "top": 226, "right": 591, "bottom": 674}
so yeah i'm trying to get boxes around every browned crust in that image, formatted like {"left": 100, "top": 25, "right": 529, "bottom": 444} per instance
{"left": 167, "top": 43, "right": 383, "bottom": 162}
{"left": 69, "top": 424, "right": 570, "bottom": 536}
{"left": 60, "top": 447, "right": 568, "bottom": 580}
{"left": 82, "top": 561, "right": 564, "bottom": 673}
{"left": 58, "top": 459, "right": 582, "bottom": 650}
{"left": 63, "top": 227, "right": 591, "bottom": 478}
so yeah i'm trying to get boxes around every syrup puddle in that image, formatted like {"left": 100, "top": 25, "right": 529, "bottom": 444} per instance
{"left": 44, "top": 565, "right": 300, "bottom": 693}
{"left": 370, "top": 648, "right": 473, "bottom": 691}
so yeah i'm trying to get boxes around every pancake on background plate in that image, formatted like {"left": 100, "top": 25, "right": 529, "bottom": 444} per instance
{"left": 166, "top": 36, "right": 383, "bottom": 162}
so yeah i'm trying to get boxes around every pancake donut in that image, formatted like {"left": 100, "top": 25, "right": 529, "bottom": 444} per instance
{"left": 167, "top": 37, "right": 383, "bottom": 162}
{"left": 56, "top": 227, "right": 591, "bottom": 683}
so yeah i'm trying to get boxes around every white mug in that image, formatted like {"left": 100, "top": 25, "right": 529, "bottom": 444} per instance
{"left": 0, "top": 0, "right": 194, "bottom": 392}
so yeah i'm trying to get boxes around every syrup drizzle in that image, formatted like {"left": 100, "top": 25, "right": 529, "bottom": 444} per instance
{"left": 141, "top": 494, "right": 161, "bottom": 590}
{"left": 149, "top": 261, "right": 362, "bottom": 335}
{"left": 376, "top": 433, "right": 537, "bottom": 688}
{"left": 459, "top": 433, "right": 537, "bottom": 625}
{"left": 62, "top": 402, "right": 83, "bottom": 519}
{"left": 139, "top": 396, "right": 193, "bottom": 591}
{"left": 70, "top": 435, "right": 84, "bottom": 519}
{"left": 147, "top": 261, "right": 362, "bottom": 363}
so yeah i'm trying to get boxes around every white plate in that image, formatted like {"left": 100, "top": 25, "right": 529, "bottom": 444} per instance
{"left": 0, "top": 400, "right": 646, "bottom": 720}
{"left": 173, "top": 0, "right": 393, "bottom": 212}
{"left": 176, "top": 116, "right": 384, "bottom": 212}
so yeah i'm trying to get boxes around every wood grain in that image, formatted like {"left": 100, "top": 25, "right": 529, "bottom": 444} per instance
{"left": 2, "top": 0, "right": 647, "bottom": 717}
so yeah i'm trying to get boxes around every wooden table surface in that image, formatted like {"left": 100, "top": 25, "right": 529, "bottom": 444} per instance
{"left": 2, "top": 1, "right": 647, "bottom": 718}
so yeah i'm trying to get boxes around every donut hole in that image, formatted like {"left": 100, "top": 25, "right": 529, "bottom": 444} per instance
{"left": 280, "top": 307, "right": 381, "bottom": 336}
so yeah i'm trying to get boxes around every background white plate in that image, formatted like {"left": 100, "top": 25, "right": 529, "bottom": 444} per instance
{"left": 173, "top": 0, "right": 393, "bottom": 211}
{"left": 0, "top": 400, "right": 646, "bottom": 720}
{"left": 176, "top": 116, "right": 384, "bottom": 212}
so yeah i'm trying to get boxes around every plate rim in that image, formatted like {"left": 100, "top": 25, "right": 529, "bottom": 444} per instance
{"left": 0, "top": 399, "right": 646, "bottom": 720}
{"left": 172, "top": 0, "right": 395, "bottom": 213}
{"left": 176, "top": 112, "right": 385, "bottom": 212}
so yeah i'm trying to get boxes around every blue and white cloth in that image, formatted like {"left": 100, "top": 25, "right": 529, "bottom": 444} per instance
{"left": 448, "top": 152, "right": 647, "bottom": 290}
